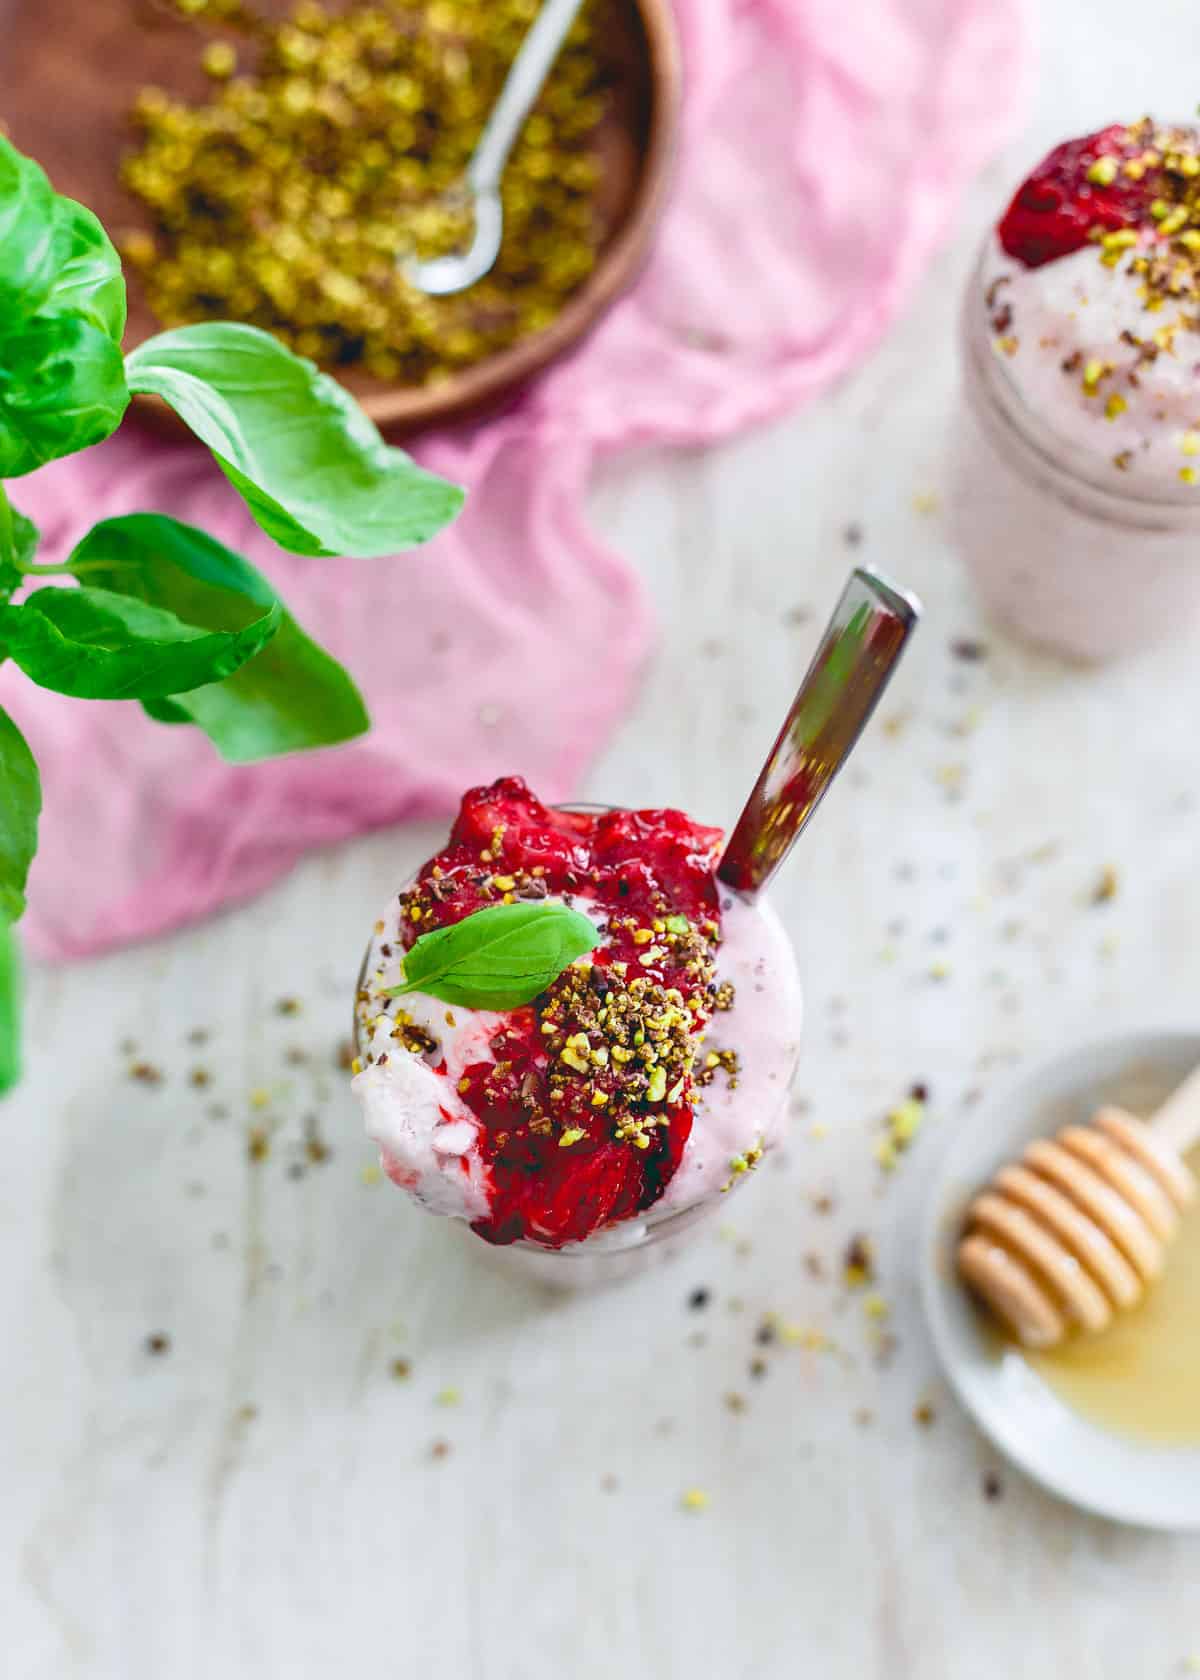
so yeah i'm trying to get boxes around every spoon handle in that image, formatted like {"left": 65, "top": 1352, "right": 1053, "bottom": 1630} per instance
{"left": 468, "top": 0, "right": 587, "bottom": 194}
{"left": 717, "top": 567, "right": 921, "bottom": 896}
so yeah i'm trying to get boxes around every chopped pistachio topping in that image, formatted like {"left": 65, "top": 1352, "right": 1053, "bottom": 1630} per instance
{"left": 719, "top": 1138, "right": 764, "bottom": 1194}
{"left": 1059, "top": 122, "right": 1200, "bottom": 481}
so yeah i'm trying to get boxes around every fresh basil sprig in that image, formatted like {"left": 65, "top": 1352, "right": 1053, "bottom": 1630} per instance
{"left": 385, "top": 903, "right": 602, "bottom": 1011}
{"left": 0, "top": 131, "right": 467, "bottom": 1091}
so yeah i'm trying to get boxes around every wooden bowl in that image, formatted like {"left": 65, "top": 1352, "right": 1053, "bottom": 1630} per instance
{"left": 0, "top": 0, "right": 680, "bottom": 437}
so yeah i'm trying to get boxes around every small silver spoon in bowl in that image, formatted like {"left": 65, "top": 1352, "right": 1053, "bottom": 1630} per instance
{"left": 402, "top": 0, "right": 586, "bottom": 297}
{"left": 717, "top": 567, "right": 921, "bottom": 894}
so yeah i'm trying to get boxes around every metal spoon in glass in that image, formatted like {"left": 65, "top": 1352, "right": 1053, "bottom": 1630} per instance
{"left": 401, "top": 0, "right": 586, "bottom": 297}
{"left": 717, "top": 568, "right": 921, "bottom": 895}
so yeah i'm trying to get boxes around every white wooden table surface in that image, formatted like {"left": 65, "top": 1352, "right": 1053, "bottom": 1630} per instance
{"left": 7, "top": 5, "right": 1200, "bottom": 1676}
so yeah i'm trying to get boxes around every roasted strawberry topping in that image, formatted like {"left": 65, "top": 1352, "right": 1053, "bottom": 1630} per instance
{"left": 997, "top": 124, "right": 1148, "bottom": 269}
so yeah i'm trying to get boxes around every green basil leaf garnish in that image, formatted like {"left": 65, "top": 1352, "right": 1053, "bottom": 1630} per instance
{"left": 0, "top": 701, "right": 41, "bottom": 923}
{"left": 0, "top": 314, "right": 129, "bottom": 477}
{"left": 385, "top": 902, "right": 602, "bottom": 1011}
{"left": 124, "top": 322, "right": 464, "bottom": 557}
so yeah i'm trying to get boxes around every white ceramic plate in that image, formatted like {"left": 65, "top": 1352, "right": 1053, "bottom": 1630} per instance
{"left": 921, "top": 1028, "right": 1200, "bottom": 1532}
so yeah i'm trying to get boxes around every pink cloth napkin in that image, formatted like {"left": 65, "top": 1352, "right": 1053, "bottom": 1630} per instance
{"left": 5, "top": 0, "right": 1029, "bottom": 961}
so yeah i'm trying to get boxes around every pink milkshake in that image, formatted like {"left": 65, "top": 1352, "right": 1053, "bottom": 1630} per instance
{"left": 949, "top": 119, "right": 1200, "bottom": 660}
{"left": 352, "top": 779, "right": 802, "bottom": 1286}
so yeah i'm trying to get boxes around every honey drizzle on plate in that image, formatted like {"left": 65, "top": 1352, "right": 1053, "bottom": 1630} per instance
{"left": 1020, "top": 1148, "right": 1200, "bottom": 1447}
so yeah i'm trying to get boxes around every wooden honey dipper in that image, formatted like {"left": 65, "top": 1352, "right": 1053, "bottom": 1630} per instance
{"left": 958, "top": 1065, "right": 1200, "bottom": 1348}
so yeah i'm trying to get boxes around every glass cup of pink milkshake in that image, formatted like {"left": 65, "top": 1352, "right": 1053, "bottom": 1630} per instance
{"left": 949, "top": 118, "right": 1200, "bottom": 661}
{"left": 351, "top": 778, "right": 802, "bottom": 1287}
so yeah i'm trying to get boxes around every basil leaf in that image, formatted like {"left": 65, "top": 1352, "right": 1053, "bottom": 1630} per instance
{"left": 124, "top": 323, "right": 464, "bottom": 558}
{"left": 0, "top": 921, "right": 20, "bottom": 1096}
{"left": 47, "top": 196, "right": 126, "bottom": 342}
{"left": 0, "top": 701, "right": 41, "bottom": 923}
{"left": 0, "top": 313, "right": 129, "bottom": 477}
{"left": 385, "top": 902, "right": 601, "bottom": 1010}
{"left": 138, "top": 614, "right": 369, "bottom": 761}
{"left": 0, "top": 136, "right": 59, "bottom": 322}
{"left": 0, "top": 583, "right": 281, "bottom": 699}
{"left": 0, "top": 136, "right": 125, "bottom": 340}
{"left": 67, "top": 512, "right": 369, "bottom": 759}
{"left": 0, "top": 145, "right": 128, "bottom": 476}
{"left": 69, "top": 511, "right": 279, "bottom": 611}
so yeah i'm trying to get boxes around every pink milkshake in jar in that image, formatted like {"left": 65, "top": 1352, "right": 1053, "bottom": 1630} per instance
{"left": 351, "top": 779, "right": 803, "bottom": 1288}
{"left": 949, "top": 118, "right": 1200, "bottom": 661}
